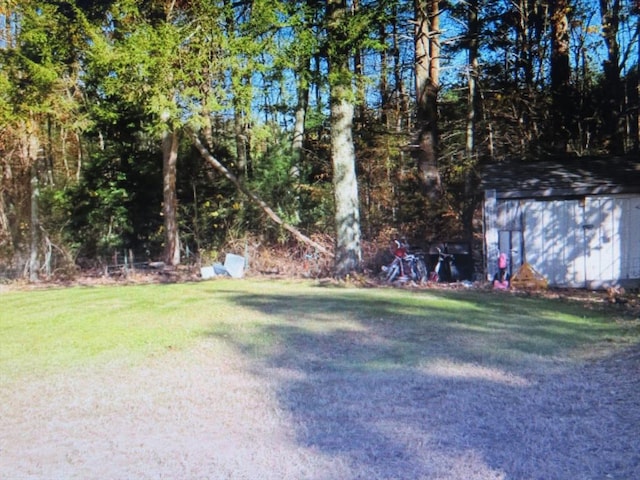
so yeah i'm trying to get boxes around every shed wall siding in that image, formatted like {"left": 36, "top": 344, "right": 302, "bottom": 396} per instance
{"left": 584, "top": 196, "right": 640, "bottom": 287}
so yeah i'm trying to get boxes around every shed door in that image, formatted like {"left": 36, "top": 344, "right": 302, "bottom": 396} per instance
{"left": 583, "top": 196, "right": 640, "bottom": 288}
{"left": 498, "top": 230, "right": 523, "bottom": 276}
{"left": 523, "top": 199, "right": 586, "bottom": 287}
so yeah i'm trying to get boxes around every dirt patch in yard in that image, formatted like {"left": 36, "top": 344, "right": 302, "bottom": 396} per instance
{"left": 2, "top": 321, "right": 639, "bottom": 479}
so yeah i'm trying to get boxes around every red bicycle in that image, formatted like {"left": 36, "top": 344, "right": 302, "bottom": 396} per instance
{"left": 382, "top": 240, "right": 428, "bottom": 283}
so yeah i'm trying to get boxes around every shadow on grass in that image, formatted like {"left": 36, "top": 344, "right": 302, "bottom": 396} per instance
{"left": 205, "top": 286, "right": 640, "bottom": 479}
{"left": 210, "top": 288, "right": 622, "bottom": 367}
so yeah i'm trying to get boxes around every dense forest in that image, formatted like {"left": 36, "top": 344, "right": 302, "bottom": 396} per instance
{"left": 0, "top": 0, "right": 638, "bottom": 280}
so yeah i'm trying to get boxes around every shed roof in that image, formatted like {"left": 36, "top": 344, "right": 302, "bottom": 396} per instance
{"left": 480, "top": 156, "right": 640, "bottom": 199}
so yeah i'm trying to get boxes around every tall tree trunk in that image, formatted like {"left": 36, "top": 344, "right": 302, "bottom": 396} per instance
{"left": 328, "top": 0, "right": 362, "bottom": 277}
{"left": 392, "top": 4, "right": 409, "bottom": 132}
{"left": 292, "top": 48, "right": 310, "bottom": 180}
{"left": 330, "top": 86, "right": 362, "bottom": 276}
{"left": 550, "top": 0, "right": 572, "bottom": 152}
{"left": 163, "top": 129, "right": 180, "bottom": 266}
{"left": 0, "top": 178, "right": 9, "bottom": 248}
{"left": 512, "top": 0, "right": 546, "bottom": 151}
{"left": 28, "top": 166, "right": 40, "bottom": 282}
{"left": 233, "top": 85, "right": 251, "bottom": 178}
{"left": 291, "top": 58, "right": 310, "bottom": 223}
{"left": 379, "top": 21, "right": 389, "bottom": 126}
{"left": 392, "top": 3, "right": 404, "bottom": 130}
{"left": 414, "top": 0, "right": 441, "bottom": 198}
{"left": 224, "top": 0, "right": 251, "bottom": 178}
{"left": 466, "top": 0, "right": 479, "bottom": 159}
{"left": 515, "top": 0, "right": 533, "bottom": 88}
{"left": 290, "top": 6, "right": 314, "bottom": 221}
{"left": 292, "top": 73, "right": 308, "bottom": 165}
{"left": 599, "top": 0, "right": 625, "bottom": 153}
{"left": 352, "top": 0, "right": 366, "bottom": 125}
{"left": 21, "top": 123, "right": 41, "bottom": 282}
{"left": 463, "top": 0, "right": 480, "bottom": 246}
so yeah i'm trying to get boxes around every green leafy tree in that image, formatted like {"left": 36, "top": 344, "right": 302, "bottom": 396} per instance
{"left": 84, "top": 0, "right": 201, "bottom": 265}
{"left": 0, "top": 0, "right": 89, "bottom": 279}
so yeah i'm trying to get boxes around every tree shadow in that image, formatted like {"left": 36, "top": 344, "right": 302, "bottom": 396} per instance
{"left": 205, "top": 287, "right": 640, "bottom": 479}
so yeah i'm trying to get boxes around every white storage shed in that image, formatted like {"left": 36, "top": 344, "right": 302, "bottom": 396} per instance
{"left": 481, "top": 157, "right": 640, "bottom": 289}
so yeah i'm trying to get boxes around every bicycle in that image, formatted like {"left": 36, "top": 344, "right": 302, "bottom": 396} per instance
{"left": 381, "top": 240, "right": 428, "bottom": 284}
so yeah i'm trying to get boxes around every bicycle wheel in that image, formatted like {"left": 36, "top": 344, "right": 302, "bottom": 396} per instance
{"left": 385, "top": 262, "right": 401, "bottom": 282}
{"left": 416, "top": 259, "right": 428, "bottom": 283}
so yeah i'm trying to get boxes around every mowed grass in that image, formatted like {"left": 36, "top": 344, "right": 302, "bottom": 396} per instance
{"left": 1, "top": 279, "right": 638, "bottom": 379}
{"left": 0, "top": 281, "right": 239, "bottom": 377}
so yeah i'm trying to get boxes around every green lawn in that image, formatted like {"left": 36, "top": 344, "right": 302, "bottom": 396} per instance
{"left": 1, "top": 279, "right": 637, "bottom": 379}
